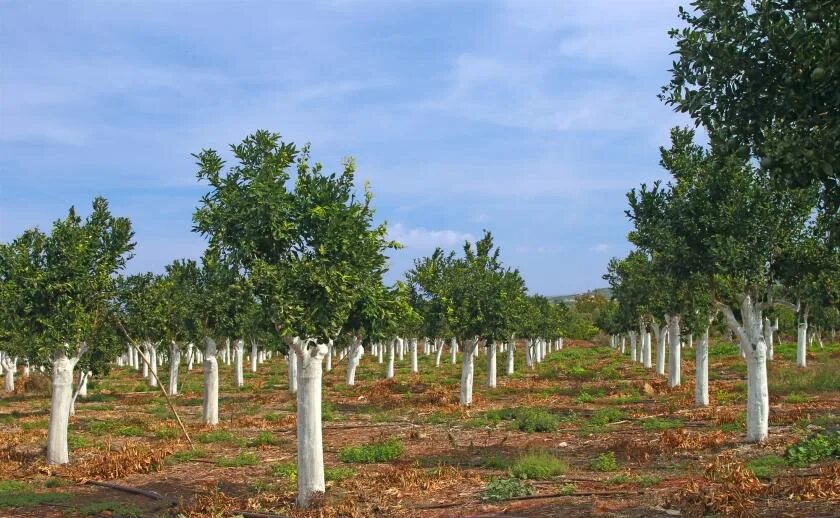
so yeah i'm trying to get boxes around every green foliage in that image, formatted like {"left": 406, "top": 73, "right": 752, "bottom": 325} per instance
{"left": 0, "top": 480, "right": 70, "bottom": 508}
{"left": 246, "top": 431, "right": 282, "bottom": 447}
{"left": 482, "top": 477, "right": 532, "bottom": 502}
{"left": 215, "top": 452, "right": 259, "bottom": 467}
{"left": 271, "top": 462, "right": 297, "bottom": 482}
{"left": 339, "top": 438, "right": 404, "bottom": 463}
{"left": 167, "top": 448, "right": 206, "bottom": 464}
{"left": 77, "top": 501, "right": 143, "bottom": 517}
{"left": 325, "top": 466, "right": 356, "bottom": 482}
{"left": 485, "top": 407, "right": 561, "bottom": 433}
{"left": 509, "top": 452, "right": 567, "bottom": 479}
{"left": 785, "top": 432, "right": 840, "bottom": 466}
{"left": 591, "top": 451, "right": 620, "bottom": 472}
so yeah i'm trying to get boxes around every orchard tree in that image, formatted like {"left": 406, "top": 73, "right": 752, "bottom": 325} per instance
{"left": 193, "top": 130, "right": 396, "bottom": 507}
{"left": 629, "top": 128, "right": 812, "bottom": 442}
{"left": 3, "top": 198, "right": 134, "bottom": 464}
{"left": 662, "top": 1, "right": 839, "bottom": 241}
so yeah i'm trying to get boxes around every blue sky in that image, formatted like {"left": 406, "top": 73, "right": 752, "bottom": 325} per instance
{"left": 0, "top": 0, "right": 689, "bottom": 295}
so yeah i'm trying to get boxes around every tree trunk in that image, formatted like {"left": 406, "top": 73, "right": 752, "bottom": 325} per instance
{"left": 288, "top": 351, "right": 298, "bottom": 394}
{"left": 628, "top": 332, "right": 637, "bottom": 362}
{"left": 654, "top": 323, "right": 667, "bottom": 376}
{"left": 460, "top": 338, "right": 477, "bottom": 405}
{"left": 619, "top": 335, "right": 625, "bottom": 354}
{"left": 695, "top": 326, "right": 709, "bottom": 407}
{"left": 234, "top": 339, "right": 244, "bottom": 388}
{"left": 202, "top": 337, "right": 219, "bottom": 426}
{"left": 148, "top": 346, "right": 158, "bottom": 387}
{"left": 169, "top": 341, "right": 180, "bottom": 396}
{"left": 487, "top": 341, "right": 497, "bottom": 388}
{"left": 293, "top": 341, "right": 328, "bottom": 508}
{"left": 386, "top": 339, "right": 395, "bottom": 379}
{"left": 47, "top": 350, "right": 79, "bottom": 465}
{"left": 796, "top": 307, "right": 808, "bottom": 368}
{"left": 722, "top": 295, "right": 769, "bottom": 443}
{"left": 397, "top": 337, "right": 404, "bottom": 361}
{"left": 643, "top": 332, "right": 652, "bottom": 368}
{"left": 251, "top": 340, "right": 259, "bottom": 373}
{"left": 506, "top": 337, "right": 515, "bottom": 375}
{"left": 450, "top": 337, "right": 457, "bottom": 365}
{"left": 3, "top": 361, "right": 14, "bottom": 393}
{"left": 325, "top": 340, "right": 333, "bottom": 372}
{"left": 410, "top": 338, "right": 418, "bottom": 373}
{"left": 435, "top": 338, "right": 444, "bottom": 367}
{"left": 187, "top": 342, "right": 194, "bottom": 371}
{"left": 346, "top": 338, "right": 363, "bottom": 386}
{"left": 141, "top": 343, "right": 149, "bottom": 378}
{"left": 668, "top": 315, "right": 681, "bottom": 388}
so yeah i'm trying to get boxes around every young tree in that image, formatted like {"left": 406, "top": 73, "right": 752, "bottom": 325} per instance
{"left": 193, "top": 130, "right": 396, "bottom": 507}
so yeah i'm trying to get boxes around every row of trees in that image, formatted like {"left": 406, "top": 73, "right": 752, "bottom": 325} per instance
{"left": 1, "top": 131, "right": 576, "bottom": 508}
{"left": 601, "top": 1, "right": 840, "bottom": 443}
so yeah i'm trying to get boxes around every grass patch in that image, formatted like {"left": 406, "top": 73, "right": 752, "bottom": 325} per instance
{"left": 746, "top": 454, "right": 787, "bottom": 479}
{"left": 325, "top": 466, "right": 356, "bottom": 482}
{"left": 197, "top": 430, "right": 235, "bottom": 444}
{"left": 641, "top": 417, "right": 683, "bottom": 431}
{"left": 167, "top": 448, "right": 206, "bottom": 464}
{"left": 270, "top": 462, "right": 297, "bottom": 481}
{"left": 77, "top": 501, "right": 143, "bottom": 517}
{"left": 591, "top": 451, "right": 619, "bottom": 472}
{"left": 485, "top": 407, "right": 561, "bottom": 433}
{"left": 247, "top": 431, "right": 282, "bottom": 447}
{"left": 153, "top": 428, "right": 179, "bottom": 439}
{"left": 482, "top": 477, "right": 532, "bottom": 502}
{"left": 339, "top": 438, "right": 404, "bottom": 463}
{"left": 21, "top": 419, "right": 48, "bottom": 430}
{"left": 215, "top": 452, "right": 259, "bottom": 467}
{"left": 509, "top": 452, "right": 567, "bottom": 479}
{"left": 784, "top": 393, "right": 812, "bottom": 404}
{"left": 0, "top": 480, "right": 70, "bottom": 508}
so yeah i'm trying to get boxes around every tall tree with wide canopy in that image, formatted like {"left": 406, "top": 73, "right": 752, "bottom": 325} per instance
{"left": 628, "top": 127, "right": 812, "bottom": 442}
{"left": 193, "top": 130, "right": 396, "bottom": 507}
{"left": 661, "top": 1, "right": 839, "bottom": 241}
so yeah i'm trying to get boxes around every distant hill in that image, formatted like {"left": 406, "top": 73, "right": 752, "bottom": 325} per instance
{"left": 549, "top": 287, "right": 612, "bottom": 305}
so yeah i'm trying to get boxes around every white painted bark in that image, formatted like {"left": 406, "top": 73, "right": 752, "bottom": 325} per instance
{"left": 47, "top": 349, "right": 80, "bottom": 465}
{"left": 202, "top": 337, "right": 219, "bottom": 426}
{"left": 435, "top": 338, "right": 444, "bottom": 367}
{"left": 397, "top": 337, "right": 404, "bottom": 361}
{"left": 722, "top": 296, "right": 769, "bottom": 442}
{"left": 23, "top": 361, "right": 30, "bottom": 378}
{"left": 288, "top": 351, "right": 298, "bottom": 394}
{"left": 233, "top": 339, "right": 244, "bottom": 388}
{"left": 668, "top": 315, "right": 681, "bottom": 388}
{"left": 450, "top": 337, "right": 458, "bottom": 365}
{"left": 525, "top": 339, "right": 533, "bottom": 368}
{"left": 506, "top": 338, "right": 515, "bottom": 375}
{"left": 654, "top": 322, "right": 667, "bottom": 376}
{"left": 409, "top": 338, "right": 418, "bottom": 373}
{"left": 796, "top": 307, "right": 808, "bottom": 367}
{"left": 224, "top": 338, "right": 231, "bottom": 365}
{"left": 79, "top": 370, "right": 88, "bottom": 397}
{"left": 619, "top": 335, "right": 625, "bottom": 354}
{"left": 346, "top": 338, "right": 363, "bottom": 386}
{"left": 325, "top": 340, "right": 333, "bottom": 372}
{"left": 643, "top": 331, "right": 652, "bottom": 368}
{"left": 487, "top": 341, "right": 497, "bottom": 388}
{"left": 169, "top": 341, "right": 180, "bottom": 396}
{"left": 141, "top": 343, "right": 149, "bottom": 378}
{"left": 292, "top": 340, "right": 328, "bottom": 508}
{"left": 386, "top": 339, "right": 395, "bottom": 379}
{"left": 628, "top": 331, "right": 637, "bottom": 362}
{"left": 459, "top": 338, "right": 477, "bottom": 405}
{"left": 2, "top": 360, "right": 14, "bottom": 393}
{"left": 695, "top": 326, "right": 709, "bottom": 407}
{"left": 251, "top": 340, "right": 258, "bottom": 373}
{"left": 148, "top": 345, "right": 158, "bottom": 387}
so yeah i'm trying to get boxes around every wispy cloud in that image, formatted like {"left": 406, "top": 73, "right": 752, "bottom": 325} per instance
{"left": 388, "top": 223, "right": 474, "bottom": 251}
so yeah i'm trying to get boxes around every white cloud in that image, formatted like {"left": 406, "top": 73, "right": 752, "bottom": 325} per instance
{"left": 388, "top": 223, "right": 474, "bottom": 250}
{"left": 590, "top": 243, "right": 609, "bottom": 253}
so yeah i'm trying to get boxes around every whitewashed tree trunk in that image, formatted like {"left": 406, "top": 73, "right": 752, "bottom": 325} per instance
{"left": 186, "top": 342, "right": 194, "bottom": 371}
{"left": 619, "top": 335, "right": 625, "bottom": 354}
{"left": 148, "top": 346, "right": 158, "bottom": 387}
{"left": 506, "top": 337, "right": 515, "bottom": 375}
{"left": 397, "top": 337, "right": 404, "bottom": 361}
{"left": 23, "top": 360, "right": 30, "bottom": 378}
{"left": 2, "top": 359, "right": 14, "bottom": 393}
{"left": 292, "top": 340, "right": 328, "bottom": 508}
{"left": 47, "top": 348, "right": 82, "bottom": 465}
{"left": 169, "top": 341, "right": 180, "bottom": 396}
{"left": 487, "top": 341, "right": 497, "bottom": 388}
{"left": 202, "top": 337, "right": 219, "bottom": 426}
{"left": 325, "top": 340, "right": 333, "bottom": 372}
{"left": 78, "top": 369, "right": 88, "bottom": 397}
{"left": 643, "top": 331, "right": 652, "bottom": 368}
{"left": 288, "top": 351, "right": 298, "bottom": 394}
{"left": 668, "top": 314, "right": 681, "bottom": 387}
{"left": 450, "top": 337, "right": 458, "bottom": 365}
{"left": 410, "top": 338, "right": 418, "bottom": 373}
{"left": 346, "top": 337, "right": 363, "bottom": 386}
{"left": 435, "top": 338, "right": 444, "bottom": 367}
{"left": 722, "top": 295, "right": 769, "bottom": 443}
{"left": 386, "top": 339, "right": 395, "bottom": 379}
{"left": 796, "top": 307, "right": 809, "bottom": 368}
{"left": 654, "top": 322, "right": 667, "bottom": 375}
{"left": 251, "top": 340, "right": 259, "bottom": 373}
{"left": 628, "top": 332, "right": 637, "bottom": 362}
{"left": 233, "top": 339, "right": 244, "bottom": 388}
{"left": 695, "top": 326, "right": 710, "bottom": 407}
{"left": 141, "top": 343, "right": 149, "bottom": 378}
{"left": 460, "top": 338, "right": 477, "bottom": 405}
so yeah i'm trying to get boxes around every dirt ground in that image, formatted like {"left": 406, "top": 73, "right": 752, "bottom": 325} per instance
{"left": 1, "top": 338, "right": 838, "bottom": 517}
